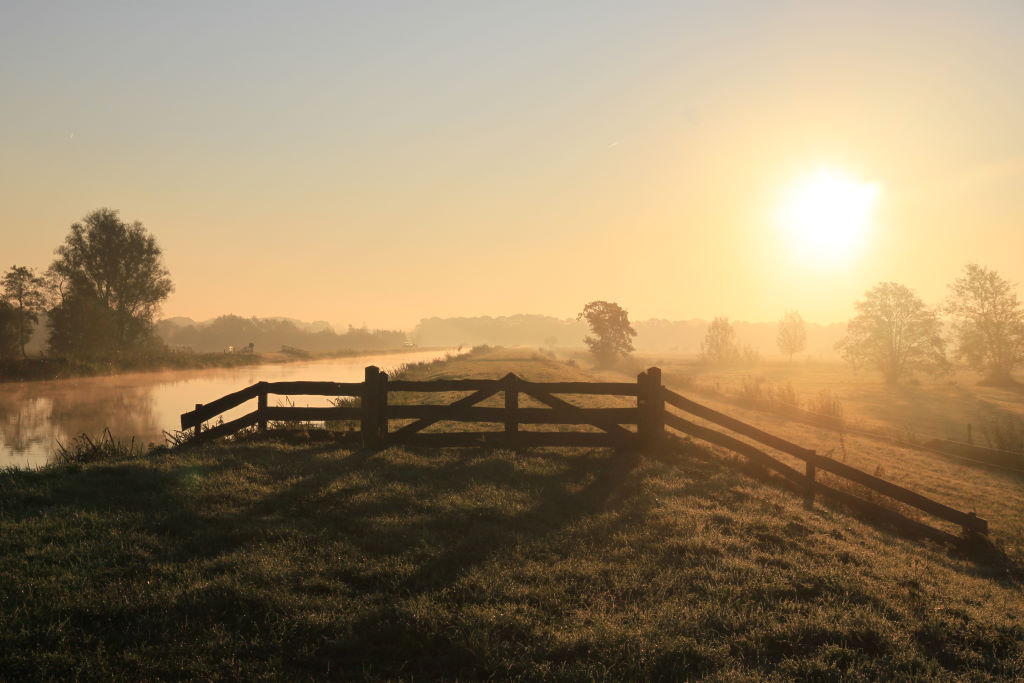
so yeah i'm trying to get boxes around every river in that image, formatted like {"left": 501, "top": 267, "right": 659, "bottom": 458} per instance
{"left": 0, "top": 348, "right": 455, "bottom": 469}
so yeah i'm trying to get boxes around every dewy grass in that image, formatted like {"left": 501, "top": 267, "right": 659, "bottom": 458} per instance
{"left": 2, "top": 439, "right": 1021, "bottom": 679}
{"left": 53, "top": 428, "right": 148, "bottom": 465}
{"left": 1, "top": 347, "right": 1021, "bottom": 678}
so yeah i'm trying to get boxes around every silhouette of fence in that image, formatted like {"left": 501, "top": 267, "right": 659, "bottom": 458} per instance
{"left": 181, "top": 366, "right": 988, "bottom": 543}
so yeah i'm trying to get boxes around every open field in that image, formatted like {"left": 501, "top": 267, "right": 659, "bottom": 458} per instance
{"left": 586, "top": 354, "right": 1024, "bottom": 562}
{"left": 631, "top": 355, "right": 1024, "bottom": 451}
{"left": 1, "top": 348, "right": 1022, "bottom": 679}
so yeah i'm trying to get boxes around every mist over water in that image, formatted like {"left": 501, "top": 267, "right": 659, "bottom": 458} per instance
{"left": 0, "top": 349, "right": 453, "bottom": 469}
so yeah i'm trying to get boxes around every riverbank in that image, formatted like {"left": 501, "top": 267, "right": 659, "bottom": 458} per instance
{"left": 0, "top": 346, "right": 437, "bottom": 384}
{"left": 1, "top": 347, "right": 1021, "bottom": 678}
{"left": 0, "top": 347, "right": 458, "bottom": 469}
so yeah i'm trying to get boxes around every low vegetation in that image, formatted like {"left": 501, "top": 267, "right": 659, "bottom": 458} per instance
{"left": 1, "top": 348, "right": 1022, "bottom": 678}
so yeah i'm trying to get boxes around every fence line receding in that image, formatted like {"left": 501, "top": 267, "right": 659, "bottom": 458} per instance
{"left": 180, "top": 365, "right": 988, "bottom": 543}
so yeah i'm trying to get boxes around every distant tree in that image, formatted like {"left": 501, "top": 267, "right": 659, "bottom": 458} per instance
{"left": 701, "top": 316, "right": 739, "bottom": 364}
{"left": 836, "top": 282, "right": 947, "bottom": 383}
{"left": 577, "top": 301, "right": 636, "bottom": 365}
{"left": 945, "top": 264, "right": 1024, "bottom": 385}
{"left": 776, "top": 310, "right": 807, "bottom": 363}
{"left": 0, "top": 301, "right": 20, "bottom": 359}
{"left": 47, "top": 209, "right": 173, "bottom": 360}
{"left": 1, "top": 266, "right": 46, "bottom": 357}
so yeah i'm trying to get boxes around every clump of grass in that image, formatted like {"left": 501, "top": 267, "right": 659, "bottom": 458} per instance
{"left": 736, "top": 377, "right": 800, "bottom": 415}
{"left": 807, "top": 389, "right": 844, "bottom": 427}
{"left": 979, "top": 414, "right": 1024, "bottom": 454}
{"left": 737, "top": 375, "right": 767, "bottom": 405}
{"left": 54, "top": 428, "right": 147, "bottom": 465}
{"left": 770, "top": 381, "right": 800, "bottom": 410}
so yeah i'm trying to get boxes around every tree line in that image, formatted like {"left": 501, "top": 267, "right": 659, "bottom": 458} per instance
{"left": 1, "top": 208, "right": 407, "bottom": 365}
{"left": 576, "top": 264, "right": 1024, "bottom": 385}
{"left": 1, "top": 208, "right": 172, "bottom": 362}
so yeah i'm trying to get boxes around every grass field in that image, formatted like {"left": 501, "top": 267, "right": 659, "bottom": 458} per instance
{"left": 595, "top": 354, "right": 1024, "bottom": 563}
{"left": 1, "top": 348, "right": 1022, "bottom": 679}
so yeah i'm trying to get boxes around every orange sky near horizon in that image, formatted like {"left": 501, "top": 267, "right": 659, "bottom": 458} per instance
{"left": 2, "top": 2, "right": 1022, "bottom": 331}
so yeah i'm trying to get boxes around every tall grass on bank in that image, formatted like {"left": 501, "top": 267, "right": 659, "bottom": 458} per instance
{"left": 54, "top": 428, "right": 148, "bottom": 465}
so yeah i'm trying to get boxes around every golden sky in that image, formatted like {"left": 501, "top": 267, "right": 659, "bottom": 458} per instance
{"left": 2, "top": 2, "right": 1022, "bottom": 329}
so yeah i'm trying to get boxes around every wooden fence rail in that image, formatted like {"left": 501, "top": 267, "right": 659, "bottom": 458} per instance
{"left": 180, "top": 365, "right": 987, "bottom": 543}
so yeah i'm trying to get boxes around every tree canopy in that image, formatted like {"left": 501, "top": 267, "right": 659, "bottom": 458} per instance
{"left": 776, "top": 310, "right": 807, "bottom": 363}
{"left": 701, "top": 316, "right": 738, "bottom": 364}
{"left": 836, "top": 282, "right": 947, "bottom": 383}
{"left": 1, "top": 266, "right": 45, "bottom": 358}
{"left": 0, "top": 301, "right": 20, "bottom": 360}
{"left": 945, "top": 264, "right": 1024, "bottom": 384}
{"left": 48, "top": 208, "right": 173, "bottom": 359}
{"left": 577, "top": 301, "right": 636, "bottom": 365}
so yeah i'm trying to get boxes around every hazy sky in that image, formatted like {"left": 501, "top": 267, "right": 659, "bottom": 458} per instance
{"left": 2, "top": 1, "right": 1022, "bottom": 330}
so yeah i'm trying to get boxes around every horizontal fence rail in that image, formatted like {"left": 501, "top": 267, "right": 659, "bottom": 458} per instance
{"left": 180, "top": 365, "right": 988, "bottom": 543}
{"left": 660, "top": 385, "right": 988, "bottom": 541}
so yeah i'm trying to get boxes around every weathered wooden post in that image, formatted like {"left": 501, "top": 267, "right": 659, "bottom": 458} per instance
{"left": 805, "top": 453, "right": 817, "bottom": 507}
{"left": 194, "top": 403, "right": 202, "bottom": 439}
{"left": 637, "top": 367, "right": 664, "bottom": 451}
{"left": 504, "top": 373, "right": 518, "bottom": 438}
{"left": 257, "top": 381, "right": 268, "bottom": 432}
{"left": 647, "top": 367, "right": 664, "bottom": 450}
{"left": 636, "top": 370, "right": 648, "bottom": 448}
{"left": 362, "top": 366, "right": 381, "bottom": 448}
{"left": 378, "top": 370, "right": 389, "bottom": 440}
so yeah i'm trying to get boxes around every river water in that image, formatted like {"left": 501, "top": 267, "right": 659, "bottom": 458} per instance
{"left": 0, "top": 349, "right": 454, "bottom": 469}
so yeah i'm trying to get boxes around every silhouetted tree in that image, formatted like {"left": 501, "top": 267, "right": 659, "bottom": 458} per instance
{"left": 701, "top": 316, "right": 738, "bottom": 364}
{"left": 0, "top": 301, "right": 20, "bottom": 359}
{"left": 776, "top": 310, "right": 807, "bottom": 363}
{"left": 577, "top": 301, "right": 636, "bottom": 364}
{"left": 836, "top": 282, "right": 947, "bottom": 383}
{"left": 47, "top": 209, "right": 173, "bottom": 360}
{"left": 945, "top": 264, "right": 1024, "bottom": 385}
{"left": 1, "top": 266, "right": 46, "bottom": 358}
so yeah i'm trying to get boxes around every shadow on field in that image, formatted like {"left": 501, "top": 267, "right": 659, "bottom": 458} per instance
{"left": 4, "top": 436, "right": 1023, "bottom": 679}
{"left": 216, "top": 441, "right": 652, "bottom": 595}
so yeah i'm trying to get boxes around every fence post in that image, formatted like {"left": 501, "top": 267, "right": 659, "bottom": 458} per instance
{"left": 257, "top": 381, "right": 268, "bottom": 432}
{"left": 194, "top": 403, "right": 202, "bottom": 439}
{"left": 362, "top": 366, "right": 381, "bottom": 448}
{"left": 504, "top": 373, "right": 518, "bottom": 436}
{"left": 637, "top": 368, "right": 664, "bottom": 451}
{"left": 648, "top": 367, "right": 664, "bottom": 450}
{"left": 805, "top": 454, "right": 817, "bottom": 507}
{"left": 378, "top": 370, "right": 389, "bottom": 440}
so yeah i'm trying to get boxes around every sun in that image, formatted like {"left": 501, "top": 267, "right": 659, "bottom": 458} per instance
{"left": 776, "top": 167, "right": 881, "bottom": 265}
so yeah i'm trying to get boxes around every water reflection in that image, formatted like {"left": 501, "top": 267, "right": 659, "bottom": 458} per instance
{"left": 1, "top": 349, "right": 451, "bottom": 469}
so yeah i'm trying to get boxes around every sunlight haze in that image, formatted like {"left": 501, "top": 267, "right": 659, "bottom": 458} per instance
{"left": 2, "top": 1, "right": 1022, "bottom": 329}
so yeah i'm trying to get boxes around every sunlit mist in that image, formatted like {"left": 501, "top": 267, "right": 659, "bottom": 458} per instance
{"left": 776, "top": 167, "right": 881, "bottom": 267}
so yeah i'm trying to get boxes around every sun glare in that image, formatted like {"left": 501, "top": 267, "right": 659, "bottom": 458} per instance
{"left": 777, "top": 167, "right": 881, "bottom": 265}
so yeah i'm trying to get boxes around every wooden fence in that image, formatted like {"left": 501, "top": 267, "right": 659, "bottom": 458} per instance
{"left": 180, "top": 365, "right": 988, "bottom": 543}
